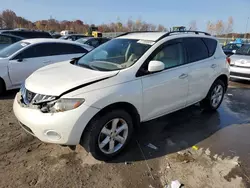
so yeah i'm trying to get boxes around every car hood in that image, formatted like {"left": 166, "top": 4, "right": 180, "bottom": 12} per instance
{"left": 25, "top": 61, "right": 119, "bottom": 96}
{"left": 230, "top": 54, "right": 250, "bottom": 67}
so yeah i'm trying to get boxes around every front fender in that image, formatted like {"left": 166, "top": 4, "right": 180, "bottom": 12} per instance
{"left": 0, "top": 63, "right": 12, "bottom": 90}
{"left": 69, "top": 79, "right": 143, "bottom": 118}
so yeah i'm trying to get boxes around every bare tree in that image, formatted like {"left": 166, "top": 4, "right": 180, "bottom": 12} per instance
{"left": 206, "top": 21, "right": 215, "bottom": 35}
{"left": 157, "top": 24, "right": 167, "bottom": 31}
{"left": 215, "top": 20, "right": 225, "bottom": 35}
{"left": 1, "top": 9, "right": 17, "bottom": 28}
{"left": 225, "top": 16, "right": 233, "bottom": 34}
{"left": 189, "top": 20, "right": 197, "bottom": 30}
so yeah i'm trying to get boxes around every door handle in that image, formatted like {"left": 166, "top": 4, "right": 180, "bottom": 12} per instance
{"left": 211, "top": 64, "right": 217, "bottom": 68}
{"left": 179, "top": 73, "right": 188, "bottom": 79}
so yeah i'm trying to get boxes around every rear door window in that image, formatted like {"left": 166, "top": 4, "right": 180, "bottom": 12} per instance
{"left": 52, "top": 43, "right": 88, "bottom": 55}
{"left": 183, "top": 38, "right": 209, "bottom": 63}
{"left": 202, "top": 38, "right": 217, "bottom": 57}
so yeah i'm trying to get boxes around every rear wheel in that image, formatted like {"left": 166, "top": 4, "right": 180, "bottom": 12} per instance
{"left": 81, "top": 109, "right": 134, "bottom": 161}
{"left": 200, "top": 79, "right": 225, "bottom": 111}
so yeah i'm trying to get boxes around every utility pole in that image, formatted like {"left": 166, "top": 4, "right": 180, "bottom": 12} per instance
{"left": 245, "top": 17, "right": 249, "bottom": 41}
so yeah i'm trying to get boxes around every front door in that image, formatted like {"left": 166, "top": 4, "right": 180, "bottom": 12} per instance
{"left": 141, "top": 40, "right": 189, "bottom": 121}
{"left": 8, "top": 45, "right": 46, "bottom": 86}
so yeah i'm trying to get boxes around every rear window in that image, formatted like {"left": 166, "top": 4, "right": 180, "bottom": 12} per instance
{"left": 202, "top": 38, "right": 217, "bottom": 57}
{"left": 183, "top": 38, "right": 209, "bottom": 63}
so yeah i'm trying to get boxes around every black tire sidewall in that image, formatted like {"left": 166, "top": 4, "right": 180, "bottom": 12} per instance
{"left": 88, "top": 110, "right": 134, "bottom": 160}
{"left": 0, "top": 80, "right": 4, "bottom": 95}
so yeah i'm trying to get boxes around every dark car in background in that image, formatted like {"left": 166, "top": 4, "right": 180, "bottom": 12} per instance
{"left": 59, "top": 34, "right": 88, "bottom": 41}
{"left": 76, "top": 37, "right": 110, "bottom": 48}
{"left": 0, "top": 33, "right": 24, "bottom": 50}
{"left": 0, "top": 30, "right": 52, "bottom": 39}
{"left": 222, "top": 43, "right": 242, "bottom": 56}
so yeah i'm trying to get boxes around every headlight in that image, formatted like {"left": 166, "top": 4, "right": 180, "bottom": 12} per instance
{"left": 49, "top": 98, "right": 85, "bottom": 112}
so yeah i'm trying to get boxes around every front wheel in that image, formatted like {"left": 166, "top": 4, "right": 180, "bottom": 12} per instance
{"left": 81, "top": 109, "right": 134, "bottom": 161}
{"left": 200, "top": 79, "right": 225, "bottom": 111}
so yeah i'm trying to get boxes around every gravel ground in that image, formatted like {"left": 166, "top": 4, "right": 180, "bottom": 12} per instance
{"left": 0, "top": 80, "right": 249, "bottom": 188}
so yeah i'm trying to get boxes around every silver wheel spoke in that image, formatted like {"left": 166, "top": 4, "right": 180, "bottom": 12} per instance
{"left": 116, "top": 124, "right": 127, "bottom": 134}
{"left": 99, "top": 136, "right": 110, "bottom": 149}
{"left": 111, "top": 118, "right": 119, "bottom": 132}
{"left": 98, "top": 118, "right": 129, "bottom": 154}
{"left": 216, "top": 86, "right": 220, "bottom": 93}
{"left": 101, "top": 127, "right": 111, "bottom": 136}
{"left": 211, "top": 94, "right": 217, "bottom": 100}
{"left": 109, "top": 139, "right": 115, "bottom": 152}
{"left": 114, "top": 135, "right": 125, "bottom": 144}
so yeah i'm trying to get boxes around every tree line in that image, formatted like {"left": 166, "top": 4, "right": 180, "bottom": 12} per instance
{"left": 0, "top": 9, "right": 167, "bottom": 33}
{"left": 0, "top": 9, "right": 247, "bottom": 37}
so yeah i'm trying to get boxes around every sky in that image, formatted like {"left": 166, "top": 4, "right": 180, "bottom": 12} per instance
{"left": 0, "top": 0, "right": 250, "bottom": 32}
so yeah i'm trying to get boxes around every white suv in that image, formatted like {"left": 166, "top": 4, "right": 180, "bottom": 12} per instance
{"left": 13, "top": 31, "right": 230, "bottom": 160}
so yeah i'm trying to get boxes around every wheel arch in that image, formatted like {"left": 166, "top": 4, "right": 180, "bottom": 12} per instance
{"left": 214, "top": 74, "right": 228, "bottom": 91}
{"left": 83, "top": 102, "right": 141, "bottom": 136}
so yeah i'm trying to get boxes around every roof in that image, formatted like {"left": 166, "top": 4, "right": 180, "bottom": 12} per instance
{"left": 118, "top": 32, "right": 166, "bottom": 41}
{"left": 22, "top": 38, "right": 83, "bottom": 45}
{"left": 117, "top": 31, "right": 213, "bottom": 41}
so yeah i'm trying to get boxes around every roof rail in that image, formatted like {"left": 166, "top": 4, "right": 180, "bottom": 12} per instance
{"left": 156, "top": 30, "right": 211, "bottom": 42}
{"left": 115, "top": 31, "right": 160, "bottom": 38}
{"left": 115, "top": 30, "right": 211, "bottom": 41}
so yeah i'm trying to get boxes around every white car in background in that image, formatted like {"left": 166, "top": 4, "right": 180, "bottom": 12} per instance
{"left": 0, "top": 39, "right": 93, "bottom": 94}
{"left": 14, "top": 31, "right": 229, "bottom": 160}
{"left": 230, "top": 44, "right": 250, "bottom": 81}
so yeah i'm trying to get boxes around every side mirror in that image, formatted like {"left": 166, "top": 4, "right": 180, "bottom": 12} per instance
{"left": 148, "top": 60, "right": 165, "bottom": 73}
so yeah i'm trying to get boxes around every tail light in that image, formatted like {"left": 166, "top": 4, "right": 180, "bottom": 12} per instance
{"left": 226, "top": 57, "right": 231, "bottom": 64}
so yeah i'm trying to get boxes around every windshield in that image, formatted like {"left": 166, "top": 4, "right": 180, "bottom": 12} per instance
{"left": 76, "top": 39, "right": 153, "bottom": 71}
{"left": 0, "top": 41, "right": 30, "bottom": 58}
{"left": 235, "top": 45, "right": 250, "bottom": 55}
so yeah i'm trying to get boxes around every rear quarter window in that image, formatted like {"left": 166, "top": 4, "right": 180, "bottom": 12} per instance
{"left": 202, "top": 38, "right": 217, "bottom": 57}
{"left": 183, "top": 38, "right": 209, "bottom": 63}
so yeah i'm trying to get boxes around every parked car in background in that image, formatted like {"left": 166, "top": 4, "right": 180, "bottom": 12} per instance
{"left": 230, "top": 44, "right": 250, "bottom": 81}
{"left": 0, "top": 39, "right": 92, "bottom": 94}
{"left": 76, "top": 37, "right": 110, "bottom": 48}
{"left": 59, "top": 34, "right": 88, "bottom": 41}
{"left": 13, "top": 31, "right": 229, "bottom": 161}
{"left": 51, "top": 33, "right": 62, "bottom": 39}
{"left": 60, "top": 30, "right": 74, "bottom": 36}
{"left": 0, "top": 30, "right": 52, "bottom": 39}
{"left": 222, "top": 43, "right": 242, "bottom": 56}
{"left": 0, "top": 33, "right": 24, "bottom": 51}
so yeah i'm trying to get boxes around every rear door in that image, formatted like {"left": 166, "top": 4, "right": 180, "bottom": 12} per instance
{"left": 183, "top": 37, "right": 219, "bottom": 105}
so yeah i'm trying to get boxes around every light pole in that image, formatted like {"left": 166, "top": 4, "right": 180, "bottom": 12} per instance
{"left": 245, "top": 17, "right": 249, "bottom": 41}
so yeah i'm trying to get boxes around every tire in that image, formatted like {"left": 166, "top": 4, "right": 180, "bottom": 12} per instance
{"left": 200, "top": 79, "right": 225, "bottom": 111}
{"left": 80, "top": 109, "right": 134, "bottom": 161}
{"left": 0, "top": 79, "right": 5, "bottom": 95}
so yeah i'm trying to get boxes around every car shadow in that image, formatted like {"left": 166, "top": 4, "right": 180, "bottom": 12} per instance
{"left": 110, "top": 88, "right": 250, "bottom": 163}
{"left": 0, "top": 89, "right": 18, "bottom": 100}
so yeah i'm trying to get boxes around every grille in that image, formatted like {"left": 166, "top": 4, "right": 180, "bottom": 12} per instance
{"left": 230, "top": 72, "right": 250, "bottom": 78}
{"left": 20, "top": 84, "right": 56, "bottom": 105}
